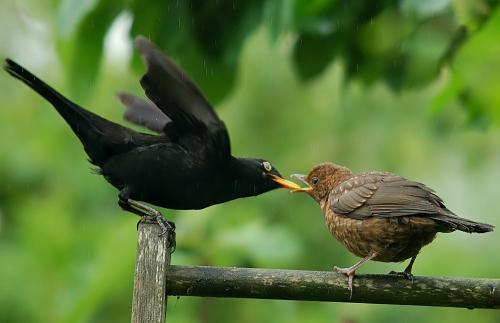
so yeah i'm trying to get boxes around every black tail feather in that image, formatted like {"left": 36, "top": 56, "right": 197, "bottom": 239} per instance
{"left": 4, "top": 59, "right": 142, "bottom": 166}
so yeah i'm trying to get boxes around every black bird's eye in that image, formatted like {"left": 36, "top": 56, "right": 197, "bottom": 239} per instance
{"left": 262, "top": 161, "right": 272, "bottom": 172}
{"left": 311, "top": 177, "right": 319, "bottom": 185}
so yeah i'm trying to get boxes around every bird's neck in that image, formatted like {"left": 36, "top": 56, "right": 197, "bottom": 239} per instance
{"left": 215, "top": 157, "right": 264, "bottom": 200}
{"left": 318, "top": 169, "right": 354, "bottom": 207}
{"left": 332, "top": 170, "right": 354, "bottom": 187}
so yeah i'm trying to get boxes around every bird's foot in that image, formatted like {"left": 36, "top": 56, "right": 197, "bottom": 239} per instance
{"left": 138, "top": 214, "right": 176, "bottom": 253}
{"left": 122, "top": 198, "right": 176, "bottom": 252}
{"left": 388, "top": 270, "right": 414, "bottom": 280}
{"left": 153, "top": 215, "right": 176, "bottom": 253}
{"left": 334, "top": 266, "right": 355, "bottom": 299}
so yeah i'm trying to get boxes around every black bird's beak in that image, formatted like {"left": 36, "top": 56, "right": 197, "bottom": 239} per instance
{"left": 289, "top": 174, "right": 313, "bottom": 192}
{"left": 271, "top": 175, "right": 302, "bottom": 190}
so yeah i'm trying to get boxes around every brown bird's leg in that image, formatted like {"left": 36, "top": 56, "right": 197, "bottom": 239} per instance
{"left": 404, "top": 255, "right": 417, "bottom": 275}
{"left": 334, "top": 252, "right": 377, "bottom": 298}
{"left": 389, "top": 255, "right": 417, "bottom": 280}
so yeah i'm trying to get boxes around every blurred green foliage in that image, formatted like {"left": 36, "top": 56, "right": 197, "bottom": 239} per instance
{"left": 1, "top": 0, "right": 500, "bottom": 322}
{"left": 56, "top": 0, "right": 500, "bottom": 124}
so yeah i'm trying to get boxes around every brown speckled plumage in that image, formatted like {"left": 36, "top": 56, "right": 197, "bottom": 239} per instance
{"left": 292, "top": 162, "right": 494, "bottom": 295}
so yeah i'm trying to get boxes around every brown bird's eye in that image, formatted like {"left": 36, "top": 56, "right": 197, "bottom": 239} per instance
{"left": 311, "top": 177, "right": 319, "bottom": 185}
{"left": 263, "top": 161, "right": 272, "bottom": 172}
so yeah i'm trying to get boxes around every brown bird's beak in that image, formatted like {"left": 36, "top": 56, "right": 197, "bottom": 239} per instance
{"left": 289, "top": 174, "right": 313, "bottom": 192}
{"left": 271, "top": 175, "right": 302, "bottom": 190}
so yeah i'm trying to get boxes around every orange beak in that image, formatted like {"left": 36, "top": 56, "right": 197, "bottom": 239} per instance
{"left": 289, "top": 174, "right": 313, "bottom": 193}
{"left": 271, "top": 175, "right": 302, "bottom": 190}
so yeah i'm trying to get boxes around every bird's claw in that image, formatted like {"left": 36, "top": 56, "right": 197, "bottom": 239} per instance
{"left": 334, "top": 266, "right": 355, "bottom": 299}
{"left": 137, "top": 214, "right": 177, "bottom": 254}
{"left": 155, "top": 216, "right": 176, "bottom": 253}
{"left": 388, "top": 270, "right": 414, "bottom": 280}
{"left": 333, "top": 266, "right": 351, "bottom": 274}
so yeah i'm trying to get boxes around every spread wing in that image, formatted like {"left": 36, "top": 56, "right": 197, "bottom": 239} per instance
{"left": 331, "top": 172, "right": 446, "bottom": 219}
{"left": 134, "top": 35, "right": 231, "bottom": 160}
{"left": 117, "top": 92, "right": 170, "bottom": 133}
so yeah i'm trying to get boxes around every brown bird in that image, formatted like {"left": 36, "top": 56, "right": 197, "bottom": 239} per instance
{"left": 291, "top": 162, "right": 494, "bottom": 295}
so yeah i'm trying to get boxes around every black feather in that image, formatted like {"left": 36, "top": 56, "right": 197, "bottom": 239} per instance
{"left": 117, "top": 92, "right": 170, "bottom": 133}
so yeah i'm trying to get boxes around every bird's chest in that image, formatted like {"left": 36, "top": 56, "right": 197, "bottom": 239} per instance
{"left": 103, "top": 146, "right": 226, "bottom": 209}
{"left": 322, "top": 210, "right": 375, "bottom": 258}
{"left": 321, "top": 203, "right": 436, "bottom": 262}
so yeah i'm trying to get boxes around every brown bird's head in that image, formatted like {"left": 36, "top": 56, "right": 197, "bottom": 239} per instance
{"left": 290, "top": 162, "right": 353, "bottom": 203}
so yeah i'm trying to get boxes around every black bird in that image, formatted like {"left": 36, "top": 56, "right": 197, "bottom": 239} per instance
{"left": 4, "top": 36, "right": 300, "bottom": 241}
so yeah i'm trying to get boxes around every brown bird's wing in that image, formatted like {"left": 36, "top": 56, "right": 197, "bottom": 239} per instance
{"left": 331, "top": 172, "right": 445, "bottom": 219}
{"left": 331, "top": 172, "right": 494, "bottom": 233}
{"left": 117, "top": 92, "right": 170, "bottom": 133}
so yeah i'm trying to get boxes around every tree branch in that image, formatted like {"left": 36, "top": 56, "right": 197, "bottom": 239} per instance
{"left": 165, "top": 265, "right": 500, "bottom": 309}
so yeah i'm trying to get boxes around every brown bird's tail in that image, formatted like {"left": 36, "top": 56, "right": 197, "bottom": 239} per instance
{"left": 431, "top": 214, "right": 494, "bottom": 233}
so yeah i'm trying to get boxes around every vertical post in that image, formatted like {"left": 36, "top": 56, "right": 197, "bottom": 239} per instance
{"left": 131, "top": 222, "right": 172, "bottom": 323}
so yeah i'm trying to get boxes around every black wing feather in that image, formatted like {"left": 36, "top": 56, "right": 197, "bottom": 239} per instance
{"left": 117, "top": 92, "right": 170, "bottom": 133}
{"left": 135, "top": 36, "right": 219, "bottom": 132}
{"left": 134, "top": 35, "right": 231, "bottom": 160}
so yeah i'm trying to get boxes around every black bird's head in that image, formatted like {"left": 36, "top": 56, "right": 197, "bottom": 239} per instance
{"left": 230, "top": 158, "right": 301, "bottom": 197}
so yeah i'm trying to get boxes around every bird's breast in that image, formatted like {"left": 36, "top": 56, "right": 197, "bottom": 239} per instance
{"left": 102, "top": 145, "right": 231, "bottom": 210}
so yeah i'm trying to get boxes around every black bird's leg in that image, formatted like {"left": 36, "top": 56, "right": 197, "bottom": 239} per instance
{"left": 118, "top": 195, "right": 149, "bottom": 218}
{"left": 118, "top": 191, "right": 176, "bottom": 252}
{"left": 389, "top": 254, "right": 417, "bottom": 280}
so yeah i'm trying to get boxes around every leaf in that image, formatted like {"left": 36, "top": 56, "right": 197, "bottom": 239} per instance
{"left": 292, "top": 32, "right": 340, "bottom": 80}
{"left": 398, "top": 16, "right": 456, "bottom": 88}
{"left": 57, "top": 0, "right": 98, "bottom": 38}
{"left": 400, "top": 0, "right": 452, "bottom": 18}
{"left": 128, "top": 0, "right": 188, "bottom": 74}
{"left": 266, "top": 0, "right": 294, "bottom": 41}
{"left": 428, "top": 71, "right": 463, "bottom": 116}
{"left": 189, "top": 0, "right": 265, "bottom": 61}
{"left": 292, "top": 0, "right": 337, "bottom": 30}
{"left": 452, "top": 6, "right": 500, "bottom": 125}
{"left": 129, "top": 0, "right": 265, "bottom": 103}
{"left": 292, "top": 0, "right": 394, "bottom": 81}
